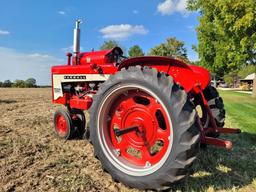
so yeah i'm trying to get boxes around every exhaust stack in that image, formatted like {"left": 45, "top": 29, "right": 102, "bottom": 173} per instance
{"left": 73, "top": 19, "right": 82, "bottom": 57}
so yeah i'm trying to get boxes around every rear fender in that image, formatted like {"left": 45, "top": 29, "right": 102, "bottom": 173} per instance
{"left": 118, "top": 56, "right": 210, "bottom": 93}
{"left": 189, "top": 65, "right": 211, "bottom": 92}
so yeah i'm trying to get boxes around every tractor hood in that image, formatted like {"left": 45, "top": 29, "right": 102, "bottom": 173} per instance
{"left": 77, "top": 47, "right": 123, "bottom": 66}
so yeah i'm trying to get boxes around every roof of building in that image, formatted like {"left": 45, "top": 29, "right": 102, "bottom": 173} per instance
{"left": 244, "top": 73, "right": 256, "bottom": 80}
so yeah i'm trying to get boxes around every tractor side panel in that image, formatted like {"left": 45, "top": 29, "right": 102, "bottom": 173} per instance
{"left": 51, "top": 64, "right": 117, "bottom": 103}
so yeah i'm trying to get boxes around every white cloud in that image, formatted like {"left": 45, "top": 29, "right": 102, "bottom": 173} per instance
{"left": 133, "top": 10, "right": 139, "bottom": 14}
{"left": 28, "top": 53, "right": 53, "bottom": 59}
{"left": 58, "top": 11, "right": 66, "bottom": 15}
{"left": 61, "top": 45, "right": 84, "bottom": 53}
{"left": 100, "top": 24, "right": 148, "bottom": 40}
{"left": 187, "top": 25, "right": 195, "bottom": 31}
{"left": 157, "top": 0, "right": 188, "bottom": 15}
{"left": 61, "top": 46, "right": 73, "bottom": 53}
{"left": 157, "top": 0, "right": 175, "bottom": 15}
{"left": 0, "top": 47, "right": 63, "bottom": 85}
{"left": 176, "top": 0, "right": 187, "bottom": 12}
{"left": 0, "top": 29, "right": 10, "bottom": 35}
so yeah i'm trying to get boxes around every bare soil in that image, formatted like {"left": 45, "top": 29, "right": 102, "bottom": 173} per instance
{"left": 0, "top": 88, "right": 139, "bottom": 192}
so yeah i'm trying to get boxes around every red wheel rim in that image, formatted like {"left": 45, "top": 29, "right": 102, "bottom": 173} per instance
{"left": 98, "top": 85, "right": 172, "bottom": 174}
{"left": 55, "top": 114, "right": 68, "bottom": 136}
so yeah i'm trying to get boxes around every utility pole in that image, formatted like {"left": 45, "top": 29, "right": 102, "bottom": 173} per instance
{"left": 253, "top": 77, "right": 256, "bottom": 98}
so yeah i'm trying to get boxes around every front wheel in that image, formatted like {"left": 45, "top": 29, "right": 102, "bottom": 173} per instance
{"left": 53, "top": 108, "right": 86, "bottom": 140}
{"left": 90, "top": 66, "right": 200, "bottom": 190}
{"left": 54, "top": 109, "right": 74, "bottom": 140}
{"left": 70, "top": 108, "right": 87, "bottom": 139}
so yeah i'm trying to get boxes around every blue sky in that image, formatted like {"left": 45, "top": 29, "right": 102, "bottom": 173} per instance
{"left": 0, "top": 0, "right": 199, "bottom": 85}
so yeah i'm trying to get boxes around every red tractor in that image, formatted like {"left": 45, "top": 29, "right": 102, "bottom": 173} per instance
{"left": 51, "top": 20, "right": 240, "bottom": 190}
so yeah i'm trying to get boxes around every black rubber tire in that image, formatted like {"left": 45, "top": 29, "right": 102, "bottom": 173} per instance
{"left": 203, "top": 85, "right": 225, "bottom": 137}
{"left": 90, "top": 66, "right": 200, "bottom": 190}
{"left": 53, "top": 109, "right": 74, "bottom": 140}
{"left": 70, "top": 108, "right": 87, "bottom": 139}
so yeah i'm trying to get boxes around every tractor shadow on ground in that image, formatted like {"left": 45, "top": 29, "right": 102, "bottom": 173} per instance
{"left": 168, "top": 132, "right": 256, "bottom": 191}
{"left": 0, "top": 99, "right": 17, "bottom": 104}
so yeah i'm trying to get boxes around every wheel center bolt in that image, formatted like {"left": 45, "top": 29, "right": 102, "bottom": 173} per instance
{"left": 138, "top": 125, "right": 143, "bottom": 133}
{"left": 137, "top": 125, "right": 146, "bottom": 137}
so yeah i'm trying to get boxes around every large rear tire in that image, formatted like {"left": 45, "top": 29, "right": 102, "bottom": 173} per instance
{"left": 90, "top": 66, "right": 200, "bottom": 190}
{"left": 203, "top": 85, "right": 225, "bottom": 129}
{"left": 194, "top": 85, "right": 225, "bottom": 139}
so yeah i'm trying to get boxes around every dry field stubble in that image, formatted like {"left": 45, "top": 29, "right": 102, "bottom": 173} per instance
{"left": 0, "top": 88, "right": 139, "bottom": 192}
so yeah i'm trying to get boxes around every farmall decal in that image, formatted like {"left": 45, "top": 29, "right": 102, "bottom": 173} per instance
{"left": 53, "top": 74, "right": 110, "bottom": 100}
{"left": 64, "top": 75, "right": 87, "bottom": 80}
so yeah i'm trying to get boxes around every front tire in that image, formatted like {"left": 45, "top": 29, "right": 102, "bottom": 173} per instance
{"left": 90, "top": 66, "right": 200, "bottom": 190}
{"left": 70, "top": 108, "right": 87, "bottom": 139}
{"left": 54, "top": 109, "right": 74, "bottom": 140}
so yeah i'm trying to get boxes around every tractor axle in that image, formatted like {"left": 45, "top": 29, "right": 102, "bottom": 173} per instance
{"left": 114, "top": 126, "right": 139, "bottom": 137}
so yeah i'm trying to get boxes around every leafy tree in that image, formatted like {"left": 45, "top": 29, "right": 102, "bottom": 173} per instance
{"left": 3, "top": 80, "right": 12, "bottom": 87}
{"left": 99, "top": 40, "right": 126, "bottom": 55}
{"left": 25, "top": 78, "right": 37, "bottom": 87}
{"left": 0, "top": 81, "right": 2, "bottom": 87}
{"left": 148, "top": 37, "right": 189, "bottom": 62}
{"left": 187, "top": 0, "right": 256, "bottom": 76}
{"left": 224, "top": 75, "right": 233, "bottom": 86}
{"left": 224, "top": 70, "right": 239, "bottom": 86}
{"left": 100, "top": 40, "right": 120, "bottom": 50}
{"left": 128, "top": 45, "right": 144, "bottom": 57}
{"left": 238, "top": 65, "right": 256, "bottom": 79}
{"left": 13, "top": 80, "right": 26, "bottom": 88}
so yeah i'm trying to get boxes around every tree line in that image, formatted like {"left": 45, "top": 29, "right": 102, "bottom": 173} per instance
{"left": 100, "top": 37, "right": 191, "bottom": 64}
{"left": 0, "top": 78, "right": 37, "bottom": 88}
{"left": 100, "top": 37, "right": 255, "bottom": 84}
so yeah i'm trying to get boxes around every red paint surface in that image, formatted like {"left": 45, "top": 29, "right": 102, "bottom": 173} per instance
{"left": 55, "top": 114, "right": 68, "bottom": 136}
{"left": 109, "top": 90, "right": 170, "bottom": 166}
{"left": 51, "top": 48, "right": 211, "bottom": 110}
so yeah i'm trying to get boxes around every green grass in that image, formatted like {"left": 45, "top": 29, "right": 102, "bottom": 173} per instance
{"left": 172, "top": 90, "right": 256, "bottom": 192}
{"left": 219, "top": 90, "right": 256, "bottom": 133}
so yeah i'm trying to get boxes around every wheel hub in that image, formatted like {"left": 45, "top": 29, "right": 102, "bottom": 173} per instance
{"left": 121, "top": 107, "right": 157, "bottom": 148}
{"left": 108, "top": 90, "right": 171, "bottom": 166}
{"left": 56, "top": 115, "right": 68, "bottom": 135}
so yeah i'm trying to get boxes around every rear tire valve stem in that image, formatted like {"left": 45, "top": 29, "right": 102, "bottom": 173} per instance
{"left": 115, "top": 149, "right": 121, "bottom": 156}
{"left": 145, "top": 161, "right": 151, "bottom": 167}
